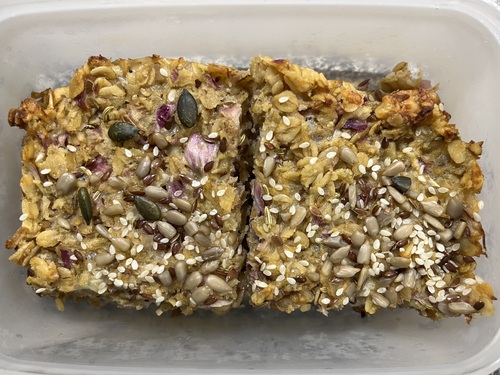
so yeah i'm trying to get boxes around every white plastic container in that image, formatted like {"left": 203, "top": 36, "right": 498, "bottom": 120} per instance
{"left": 0, "top": 0, "right": 499, "bottom": 374}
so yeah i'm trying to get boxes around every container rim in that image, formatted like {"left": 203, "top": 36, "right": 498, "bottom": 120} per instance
{"left": 0, "top": 0, "right": 499, "bottom": 374}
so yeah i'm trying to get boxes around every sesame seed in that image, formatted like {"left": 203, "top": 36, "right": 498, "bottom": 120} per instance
{"left": 294, "top": 193, "right": 301, "bottom": 201}
{"left": 462, "top": 288, "right": 472, "bottom": 296}
{"left": 473, "top": 212, "right": 481, "bottom": 222}
{"left": 40, "top": 168, "right": 51, "bottom": 175}
{"left": 402, "top": 147, "right": 413, "bottom": 154}
{"left": 326, "top": 151, "right": 337, "bottom": 159}
{"left": 67, "top": 145, "right": 77, "bottom": 152}
{"left": 35, "top": 288, "right": 46, "bottom": 294}
{"left": 179, "top": 137, "right": 189, "bottom": 143}
{"left": 19, "top": 213, "right": 28, "bottom": 221}
{"left": 287, "top": 277, "right": 296, "bottom": 285}
{"left": 159, "top": 68, "right": 168, "bottom": 77}
{"left": 278, "top": 96, "right": 289, "bottom": 103}
{"left": 358, "top": 165, "right": 366, "bottom": 174}
{"left": 341, "top": 132, "right": 351, "bottom": 139}
{"left": 336, "top": 288, "right": 344, "bottom": 296}
{"left": 186, "top": 258, "right": 197, "bottom": 265}
{"left": 124, "top": 149, "right": 133, "bottom": 158}
{"left": 282, "top": 116, "right": 290, "bottom": 126}
{"left": 276, "top": 275, "right": 285, "bottom": 282}
{"left": 275, "top": 184, "right": 283, "bottom": 191}
{"left": 428, "top": 186, "right": 436, "bottom": 195}
{"left": 371, "top": 172, "right": 378, "bottom": 180}
{"left": 438, "top": 187, "right": 449, "bottom": 194}
{"left": 449, "top": 191, "right": 457, "bottom": 197}
{"left": 265, "top": 131, "right": 274, "bottom": 141}
{"left": 263, "top": 270, "right": 272, "bottom": 277}
{"left": 262, "top": 194, "right": 273, "bottom": 201}
{"left": 318, "top": 187, "right": 325, "bottom": 196}
{"left": 417, "top": 193, "right": 425, "bottom": 202}
{"left": 217, "top": 189, "right": 226, "bottom": 197}
{"left": 115, "top": 254, "right": 125, "bottom": 261}
{"left": 192, "top": 180, "right": 201, "bottom": 188}
{"left": 153, "top": 146, "right": 159, "bottom": 157}
{"left": 299, "top": 142, "right": 310, "bottom": 149}
{"left": 284, "top": 250, "right": 294, "bottom": 258}
{"left": 200, "top": 176, "right": 209, "bottom": 185}
{"left": 310, "top": 157, "right": 318, "bottom": 165}
{"left": 279, "top": 265, "right": 286, "bottom": 274}
{"left": 380, "top": 229, "right": 392, "bottom": 237}
{"left": 343, "top": 297, "right": 350, "bottom": 305}
{"left": 371, "top": 164, "right": 381, "bottom": 172}
{"left": 320, "top": 297, "right": 331, "bottom": 305}
{"left": 435, "top": 280, "right": 446, "bottom": 288}
{"left": 255, "top": 280, "right": 268, "bottom": 288}
{"left": 167, "top": 90, "right": 176, "bottom": 102}
{"left": 270, "top": 207, "right": 279, "bottom": 214}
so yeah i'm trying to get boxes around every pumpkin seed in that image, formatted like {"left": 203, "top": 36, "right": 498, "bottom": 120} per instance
{"left": 177, "top": 89, "right": 198, "bottom": 128}
{"left": 134, "top": 195, "right": 161, "bottom": 221}
{"left": 77, "top": 187, "right": 93, "bottom": 225}
{"left": 108, "top": 122, "right": 139, "bottom": 142}
{"left": 391, "top": 176, "right": 411, "bottom": 193}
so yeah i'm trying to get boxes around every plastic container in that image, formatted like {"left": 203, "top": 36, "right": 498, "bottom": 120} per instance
{"left": 0, "top": 0, "right": 499, "bottom": 374}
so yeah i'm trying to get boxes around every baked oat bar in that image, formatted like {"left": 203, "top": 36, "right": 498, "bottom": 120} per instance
{"left": 247, "top": 56, "right": 495, "bottom": 321}
{"left": 7, "top": 55, "right": 251, "bottom": 315}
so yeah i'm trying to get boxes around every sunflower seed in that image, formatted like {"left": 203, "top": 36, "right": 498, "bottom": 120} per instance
{"left": 56, "top": 217, "right": 71, "bottom": 231}
{"left": 110, "top": 238, "right": 131, "bottom": 252}
{"left": 202, "top": 247, "right": 223, "bottom": 261}
{"left": 171, "top": 197, "right": 192, "bottom": 213}
{"left": 200, "top": 260, "right": 220, "bottom": 274}
{"left": 263, "top": 156, "right": 276, "bottom": 177}
{"left": 108, "top": 121, "right": 139, "bottom": 142}
{"left": 357, "top": 243, "right": 372, "bottom": 265}
{"left": 191, "top": 286, "right": 212, "bottom": 304}
{"left": 134, "top": 195, "right": 162, "bottom": 221}
{"left": 333, "top": 265, "right": 360, "bottom": 278}
{"left": 339, "top": 146, "right": 358, "bottom": 165}
{"left": 447, "top": 302, "right": 477, "bottom": 315}
{"left": 290, "top": 206, "right": 307, "bottom": 228}
{"left": 56, "top": 173, "right": 77, "bottom": 196}
{"left": 163, "top": 210, "right": 188, "bottom": 226}
{"left": 446, "top": 197, "right": 464, "bottom": 219}
{"left": 184, "top": 271, "right": 203, "bottom": 290}
{"left": 365, "top": 216, "right": 379, "bottom": 237}
{"left": 95, "top": 253, "right": 115, "bottom": 266}
{"left": 330, "top": 245, "right": 351, "bottom": 263}
{"left": 177, "top": 89, "right": 198, "bottom": 128}
{"left": 387, "top": 186, "right": 406, "bottom": 204}
{"left": 350, "top": 231, "right": 366, "bottom": 247}
{"left": 95, "top": 224, "right": 110, "bottom": 239}
{"left": 453, "top": 221, "right": 467, "bottom": 239}
{"left": 437, "top": 229, "right": 453, "bottom": 243}
{"left": 194, "top": 233, "right": 212, "bottom": 247}
{"left": 421, "top": 201, "right": 444, "bottom": 217}
{"left": 321, "top": 259, "right": 333, "bottom": 276}
{"left": 157, "top": 271, "right": 173, "bottom": 286}
{"left": 348, "top": 185, "right": 357, "bottom": 209}
{"left": 77, "top": 187, "right": 93, "bottom": 225}
{"left": 174, "top": 260, "right": 187, "bottom": 282}
{"left": 183, "top": 221, "right": 199, "bottom": 236}
{"left": 393, "top": 224, "right": 413, "bottom": 241}
{"left": 103, "top": 204, "right": 124, "bottom": 216}
{"left": 144, "top": 186, "right": 169, "bottom": 201}
{"left": 205, "top": 274, "right": 233, "bottom": 293}
{"left": 108, "top": 176, "right": 126, "bottom": 190}
{"left": 382, "top": 160, "right": 405, "bottom": 176}
{"left": 156, "top": 221, "right": 177, "bottom": 239}
{"left": 151, "top": 133, "right": 169, "bottom": 149}
{"left": 135, "top": 156, "right": 151, "bottom": 178}
{"left": 371, "top": 292, "right": 390, "bottom": 308}
{"left": 423, "top": 213, "right": 445, "bottom": 231}
{"left": 402, "top": 268, "right": 417, "bottom": 288}
{"left": 390, "top": 256, "right": 411, "bottom": 269}
{"left": 322, "top": 236, "right": 347, "bottom": 249}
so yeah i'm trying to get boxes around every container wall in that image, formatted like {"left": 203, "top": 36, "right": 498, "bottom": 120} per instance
{"left": 0, "top": 1, "right": 499, "bottom": 374}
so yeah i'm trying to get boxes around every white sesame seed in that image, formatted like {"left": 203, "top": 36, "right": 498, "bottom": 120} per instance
{"left": 380, "top": 229, "right": 392, "bottom": 237}
{"left": 153, "top": 146, "right": 159, "bottom": 157}
{"left": 217, "top": 189, "right": 226, "bottom": 197}
{"left": 124, "top": 149, "right": 133, "bottom": 158}
{"left": 395, "top": 285, "right": 404, "bottom": 292}
{"left": 294, "top": 193, "right": 301, "bottom": 201}
{"left": 35, "top": 288, "right": 47, "bottom": 294}
{"left": 255, "top": 280, "right": 269, "bottom": 288}
{"left": 287, "top": 277, "right": 296, "bottom": 285}
{"left": 449, "top": 191, "right": 457, "bottom": 197}
{"left": 265, "top": 131, "right": 274, "bottom": 141}
{"left": 402, "top": 147, "right": 413, "bottom": 154}
{"left": 40, "top": 168, "right": 51, "bottom": 175}
{"left": 282, "top": 115, "right": 291, "bottom": 126}
{"left": 19, "top": 213, "right": 28, "bottom": 221}
{"left": 317, "top": 187, "right": 325, "bottom": 196}
{"left": 299, "top": 142, "right": 310, "bottom": 149}
{"left": 371, "top": 164, "right": 381, "bottom": 172}
{"left": 320, "top": 297, "right": 331, "bottom": 305}
{"left": 473, "top": 212, "right": 481, "bottom": 222}
{"left": 428, "top": 186, "right": 436, "bottom": 195}
{"left": 262, "top": 194, "right": 273, "bottom": 201}
{"left": 186, "top": 258, "right": 197, "bottom": 265}
{"left": 417, "top": 193, "right": 425, "bottom": 202}
{"left": 343, "top": 297, "right": 350, "bottom": 305}
{"left": 276, "top": 275, "right": 285, "bottom": 282}
{"left": 358, "top": 165, "right": 366, "bottom": 174}
{"left": 310, "top": 157, "right": 318, "bottom": 165}
{"left": 326, "top": 151, "right": 337, "bottom": 159}
{"left": 67, "top": 145, "right": 77, "bottom": 152}
{"left": 179, "top": 137, "right": 189, "bottom": 143}
{"left": 279, "top": 264, "right": 286, "bottom": 274}
{"left": 192, "top": 180, "right": 201, "bottom": 188}
{"left": 462, "top": 287, "right": 472, "bottom": 296}
{"left": 435, "top": 280, "right": 446, "bottom": 288}
{"left": 278, "top": 96, "right": 289, "bottom": 103}
{"left": 438, "top": 187, "right": 449, "bottom": 194}
{"left": 336, "top": 288, "right": 344, "bottom": 297}
{"left": 270, "top": 207, "right": 279, "bottom": 214}
{"left": 341, "top": 132, "right": 351, "bottom": 139}
{"left": 115, "top": 254, "right": 125, "bottom": 261}
{"left": 284, "top": 250, "right": 294, "bottom": 259}
{"left": 159, "top": 67, "right": 168, "bottom": 77}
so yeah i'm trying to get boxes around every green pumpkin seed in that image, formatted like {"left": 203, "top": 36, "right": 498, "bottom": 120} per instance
{"left": 177, "top": 89, "right": 198, "bottom": 128}
{"left": 108, "top": 122, "right": 139, "bottom": 142}
{"left": 78, "top": 187, "right": 93, "bottom": 225}
{"left": 134, "top": 195, "right": 161, "bottom": 221}
{"left": 391, "top": 176, "right": 411, "bottom": 193}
